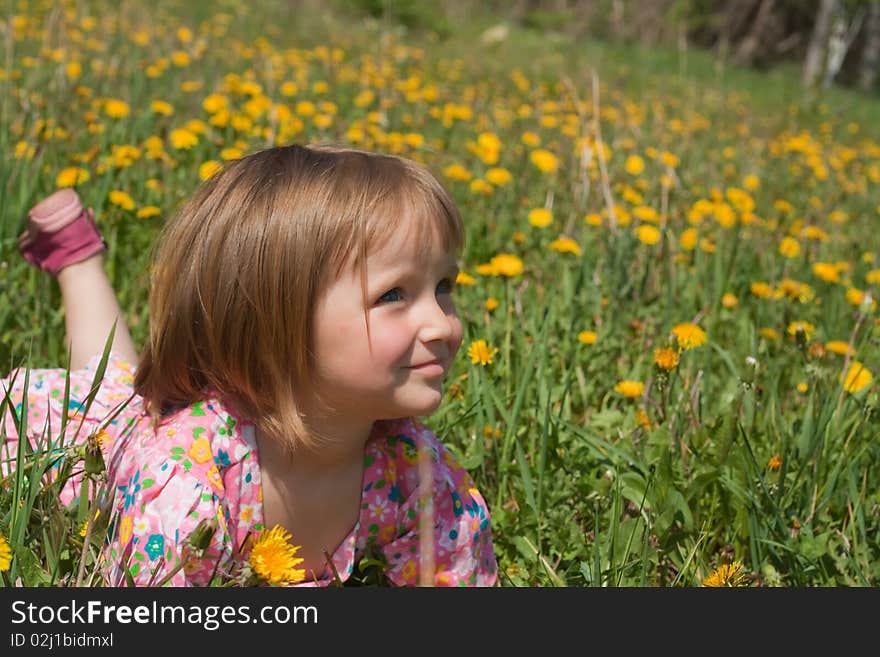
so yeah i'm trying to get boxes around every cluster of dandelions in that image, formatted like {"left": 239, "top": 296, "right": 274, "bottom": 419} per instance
{"left": 612, "top": 321, "right": 709, "bottom": 400}
{"left": 122, "top": 519, "right": 307, "bottom": 588}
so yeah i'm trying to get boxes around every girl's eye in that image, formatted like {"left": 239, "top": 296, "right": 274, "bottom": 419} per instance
{"left": 377, "top": 278, "right": 455, "bottom": 305}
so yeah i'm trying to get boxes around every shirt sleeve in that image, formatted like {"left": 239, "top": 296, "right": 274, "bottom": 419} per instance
{"left": 380, "top": 427, "right": 498, "bottom": 587}
{"left": 102, "top": 422, "right": 235, "bottom": 587}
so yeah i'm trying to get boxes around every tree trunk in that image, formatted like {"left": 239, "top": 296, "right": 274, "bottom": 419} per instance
{"left": 734, "top": 0, "right": 777, "bottom": 66}
{"left": 823, "top": 7, "right": 865, "bottom": 88}
{"left": 859, "top": 1, "right": 880, "bottom": 90}
{"left": 803, "top": 0, "right": 838, "bottom": 87}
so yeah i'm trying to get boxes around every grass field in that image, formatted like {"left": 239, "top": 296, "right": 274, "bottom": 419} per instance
{"left": 1, "top": 0, "right": 878, "bottom": 587}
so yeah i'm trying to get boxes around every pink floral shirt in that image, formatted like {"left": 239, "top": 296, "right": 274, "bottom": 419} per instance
{"left": 1, "top": 353, "right": 498, "bottom": 587}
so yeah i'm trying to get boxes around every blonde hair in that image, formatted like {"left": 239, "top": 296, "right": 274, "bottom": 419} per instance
{"left": 134, "top": 143, "right": 464, "bottom": 452}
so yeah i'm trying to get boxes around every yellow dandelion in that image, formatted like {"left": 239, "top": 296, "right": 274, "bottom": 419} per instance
{"left": 841, "top": 361, "right": 873, "bottom": 394}
{"left": 703, "top": 561, "right": 748, "bottom": 587}
{"left": 759, "top": 327, "right": 780, "bottom": 341}
{"left": 778, "top": 237, "right": 800, "bottom": 259}
{"left": 136, "top": 206, "right": 160, "bottom": 219}
{"left": 625, "top": 154, "right": 644, "bottom": 175}
{"left": 521, "top": 131, "right": 540, "bottom": 147}
{"left": 443, "top": 163, "right": 472, "bottom": 182}
{"left": 825, "top": 340, "right": 853, "bottom": 356}
{"left": 812, "top": 262, "right": 841, "bottom": 284}
{"left": 487, "top": 254, "right": 524, "bottom": 277}
{"left": 787, "top": 320, "right": 815, "bottom": 342}
{"left": 169, "top": 128, "right": 198, "bottom": 150}
{"left": 635, "top": 225, "right": 661, "bottom": 246}
{"left": 109, "top": 190, "right": 135, "bottom": 211}
{"left": 680, "top": 228, "right": 698, "bottom": 251}
{"left": 485, "top": 297, "right": 500, "bottom": 312}
{"left": 653, "top": 347, "right": 679, "bottom": 371}
{"left": 659, "top": 151, "right": 679, "bottom": 168}
{"left": 528, "top": 208, "right": 553, "bottom": 228}
{"left": 150, "top": 99, "right": 174, "bottom": 116}
{"left": 0, "top": 531, "right": 11, "bottom": 572}
{"left": 455, "top": 272, "right": 476, "bottom": 286}
{"left": 549, "top": 237, "right": 582, "bottom": 256}
{"left": 56, "top": 167, "right": 90, "bottom": 188}
{"left": 767, "top": 454, "right": 782, "bottom": 470}
{"left": 750, "top": 282, "right": 774, "bottom": 299}
{"left": 248, "top": 525, "right": 305, "bottom": 586}
{"left": 529, "top": 148, "right": 559, "bottom": 173}
{"left": 104, "top": 98, "right": 131, "bottom": 119}
{"left": 485, "top": 167, "right": 513, "bottom": 186}
{"left": 614, "top": 380, "right": 644, "bottom": 399}
{"left": 846, "top": 288, "right": 876, "bottom": 311}
{"left": 202, "top": 93, "right": 229, "bottom": 113}
{"left": 721, "top": 293, "right": 738, "bottom": 309}
{"left": 671, "top": 323, "right": 707, "bottom": 350}
{"left": 578, "top": 330, "right": 597, "bottom": 345}
{"left": 469, "top": 179, "right": 494, "bottom": 195}
{"left": 199, "top": 160, "right": 222, "bottom": 181}
{"left": 468, "top": 339, "right": 499, "bottom": 366}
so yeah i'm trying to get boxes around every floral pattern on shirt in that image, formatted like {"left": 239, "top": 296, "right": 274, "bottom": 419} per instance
{"left": 1, "top": 352, "right": 498, "bottom": 587}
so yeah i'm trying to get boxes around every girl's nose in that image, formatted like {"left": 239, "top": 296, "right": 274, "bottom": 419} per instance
{"left": 417, "top": 296, "right": 456, "bottom": 342}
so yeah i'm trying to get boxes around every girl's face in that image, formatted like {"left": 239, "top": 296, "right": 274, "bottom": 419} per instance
{"left": 310, "top": 220, "right": 463, "bottom": 423}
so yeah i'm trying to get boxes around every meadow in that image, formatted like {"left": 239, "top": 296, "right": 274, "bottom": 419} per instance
{"left": 1, "top": 0, "right": 878, "bottom": 587}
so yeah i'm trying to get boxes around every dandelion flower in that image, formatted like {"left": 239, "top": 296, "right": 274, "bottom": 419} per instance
{"left": 721, "top": 293, "right": 738, "bottom": 309}
{"left": 671, "top": 323, "right": 707, "bottom": 350}
{"left": 825, "top": 341, "right": 853, "bottom": 356}
{"left": 786, "top": 320, "right": 815, "bottom": 342}
{"left": 614, "top": 380, "right": 644, "bottom": 399}
{"left": 248, "top": 525, "right": 305, "bottom": 586}
{"left": 625, "top": 154, "right": 644, "bottom": 175}
{"left": 169, "top": 128, "right": 198, "bottom": 150}
{"left": 841, "top": 361, "right": 873, "bottom": 394}
{"left": 137, "top": 206, "right": 161, "bottom": 219}
{"left": 750, "top": 282, "right": 774, "bottom": 299}
{"left": 485, "top": 298, "right": 500, "bottom": 312}
{"left": 653, "top": 347, "right": 679, "bottom": 371}
{"left": 703, "top": 561, "right": 748, "bottom": 587}
{"left": 151, "top": 99, "right": 174, "bottom": 116}
{"left": 109, "top": 190, "right": 136, "bottom": 211}
{"left": 528, "top": 208, "right": 553, "bottom": 228}
{"left": 487, "top": 254, "right": 524, "bottom": 277}
{"left": 549, "top": 237, "right": 582, "bottom": 256}
{"left": 486, "top": 167, "right": 512, "bottom": 186}
{"left": 529, "top": 148, "right": 559, "bottom": 173}
{"left": 199, "top": 160, "right": 222, "bottom": 181}
{"left": 0, "top": 531, "right": 11, "bottom": 572}
{"left": 679, "top": 228, "right": 698, "bottom": 251}
{"left": 635, "top": 225, "right": 661, "bottom": 246}
{"left": 578, "top": 330, "right": 597, "bottom": 345}
{"left": 468, "top": 339, "right": 499, "bottom": 366}
{"left": 56, "top": 167, "right": 90, "bottom": 187}
{"left": 767, "top": 454, "right": 782, "bottom": 470}
{"left": 779, "top": 237, "right": 801, "bottom": 259}
{"left": 104, "top": 98, "right": 131, "bottom": 119}
{"left": 443, "top": 163, "right": 472, "bottom": 182}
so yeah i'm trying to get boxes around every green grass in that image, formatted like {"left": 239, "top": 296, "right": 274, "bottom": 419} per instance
{"left": 1, "top": 0, "right": 878, "bottom": 587}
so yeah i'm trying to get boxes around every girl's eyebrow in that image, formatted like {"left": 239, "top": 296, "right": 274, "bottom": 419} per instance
{"left": 372, "top": 260, "right": 459, "bottom": 284}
